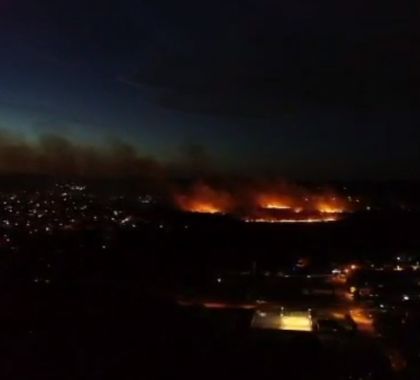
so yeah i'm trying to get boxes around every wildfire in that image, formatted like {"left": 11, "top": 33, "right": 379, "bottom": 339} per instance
{"left": 174, "top": 183, "right": 233, "bottom": 215}
{"left": 244, "top": 216, "right": 339, "bottom": 224}
{"left": 186, "top": 203, "right": 222, "bottom": 214}
{"left": 315, "top": 198, "right": 347, "bottom": 214}
{"left": 318, "top": 207, "right": 344, "bottom": 214}
{"left": 257, "top": 194, "right": 294, "bottom": 211}
{"left": 174, "top": 181, "right": 353, "bottom": 223}
{"left": 264, "top": 203, "right": 291, "bottom": 210}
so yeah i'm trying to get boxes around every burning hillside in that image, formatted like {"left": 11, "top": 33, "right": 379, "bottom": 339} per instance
{"left": 174, "top": 183, "right": 234, "bottom": 215}
{"left": 174, "top": 181, "right": 354, "bottom": 223}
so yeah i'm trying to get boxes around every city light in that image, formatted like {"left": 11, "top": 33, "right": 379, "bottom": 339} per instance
{"left": 279, "top": 314, "right": 312, "bottom": 332}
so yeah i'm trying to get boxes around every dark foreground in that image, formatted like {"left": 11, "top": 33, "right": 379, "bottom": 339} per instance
{"left": 0, "top": 182, "right": 419, "bottom": 379}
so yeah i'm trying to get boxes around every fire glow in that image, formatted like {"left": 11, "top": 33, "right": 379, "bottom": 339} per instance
{"left": 174, "top": 181, "right": 353, "bottom": 223}
{"left": 257, "top": 194, "right": 293, "bottom": 210}
{"left": 264, "top": 203, "right": 291, "bottom": 210}
{"left": 174, "top": 183, "right": 233, "bottom": 215}
{"left": 244, "top": 216, "right": 339, "bottom": 224}
{"left": 257, "top": 194, "right": 294, "bottom": 210}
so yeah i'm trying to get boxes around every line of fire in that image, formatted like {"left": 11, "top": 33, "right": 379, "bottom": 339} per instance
{"left": 174, "top": 182, "right": 358, "bottom": 223}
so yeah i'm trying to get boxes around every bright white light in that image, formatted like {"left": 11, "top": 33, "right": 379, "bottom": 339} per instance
{"left": 279, "top": 314, "right": 312, "bottom": 331}
{"left": 121, "top": 216, "right": 131, "bottom": 224}
{"left": 403, "top": 295, "right": 410, "bottom": 301}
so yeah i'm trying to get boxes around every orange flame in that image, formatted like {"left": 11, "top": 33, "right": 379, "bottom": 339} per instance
{"left": 174, "top": 181, "right": 353, "bottom": 223}
{"left": 244, "top": 216, "right": 339, "bottom": 224}
{"left": 257, "top": 193, "right": 294, "bottom": 210}
{"left": 314, "top": 196, "right": 348, "bottom": 214}
{"left": 175, "top": 183, "right": 233, "bottom": 214}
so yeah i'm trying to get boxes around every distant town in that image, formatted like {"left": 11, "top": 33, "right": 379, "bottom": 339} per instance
{"left": 0, "top": 179, "right": 418, "bottom": 378}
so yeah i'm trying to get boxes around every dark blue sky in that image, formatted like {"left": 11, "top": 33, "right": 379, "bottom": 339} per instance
{"left": 0, "top": 0, "right": 419, "bottom": 179}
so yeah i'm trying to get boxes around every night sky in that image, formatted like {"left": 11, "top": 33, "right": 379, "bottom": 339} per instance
{"left": 0, "top": 0, "right": 419, "bottom": 179}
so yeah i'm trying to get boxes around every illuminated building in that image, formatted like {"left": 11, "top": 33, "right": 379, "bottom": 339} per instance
{"left": 251, "top": 308, "right": 313, "bottom": 332}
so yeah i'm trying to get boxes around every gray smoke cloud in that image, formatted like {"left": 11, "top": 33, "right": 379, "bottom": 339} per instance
{"left": 0, "top": 130, "right": 165, "bottom": 179}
